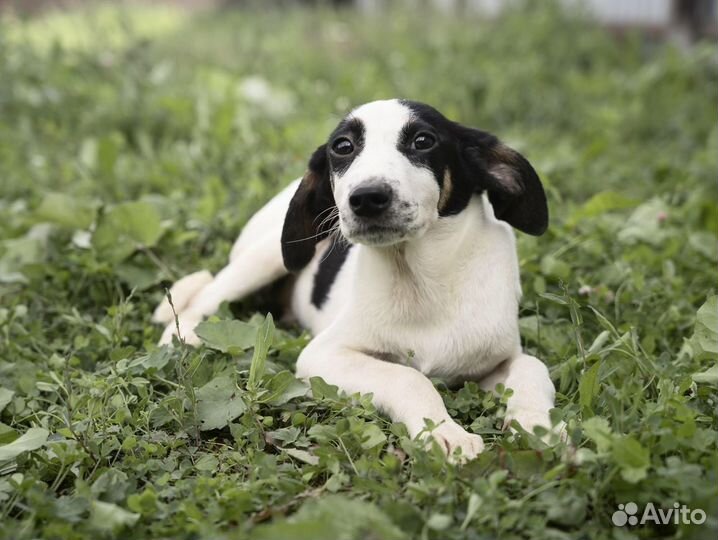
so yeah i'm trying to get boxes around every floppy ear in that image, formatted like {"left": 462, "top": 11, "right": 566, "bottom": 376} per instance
{"left": 281, "top": 144, "right": 335, "bottom": 272}
{"left": 459, "top": 127, "right": 548, "bottom": 235}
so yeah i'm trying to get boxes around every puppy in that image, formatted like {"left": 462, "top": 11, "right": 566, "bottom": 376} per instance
{"left": 154, "top": 99, "right": 559, "bottom": 460}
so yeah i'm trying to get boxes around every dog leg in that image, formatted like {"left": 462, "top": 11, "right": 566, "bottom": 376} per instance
{"left": 297, "top": 339, "right": 484, "bottom": 462}
{"left": 152, "top": 270, "right": 214, "bottom": 325}
{"left": 479, "top": 353, "right": 565, "bottom": 441}
{"left": 159, "top": 239, "right": 288, "bottom": 346}
{"left": 157, "top": 181, "right": 300, "bottom": 345}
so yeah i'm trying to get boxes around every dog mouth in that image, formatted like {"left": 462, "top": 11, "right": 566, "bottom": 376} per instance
{"left": 337, "top": 200, "right": 424, "bottom": 246}
{"left": 342, "top": 220, "right": 422, "bottom": 246}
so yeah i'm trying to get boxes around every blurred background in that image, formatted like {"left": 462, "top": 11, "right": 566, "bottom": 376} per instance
{"left": 0, "top": 0, "right": 715, "bottom": 301}
{"left": 0, "top": 0, "right": 716, "bottom": 314}
{"left": 2, "top": 0, "right": 717, "bottom": 40}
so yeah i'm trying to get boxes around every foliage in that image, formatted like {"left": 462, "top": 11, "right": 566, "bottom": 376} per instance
{"left": 0, "top": 2, "right": 716, "bottom": 539}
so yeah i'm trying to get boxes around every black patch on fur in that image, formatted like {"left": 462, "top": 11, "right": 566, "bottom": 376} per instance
{"left": 328, "top": 117, "right": 366, "bottom": 177}
{"left": 400, "top": 99, "right": 548, "bottom": 234}
{"left": 397, "top": 100, "right": 474, "bottom": 216}
{"left": 281, "top": 145, "right": 337, "bottom": 272}
{"left": 311, "top": 240, "right": 353, "bottom": 308}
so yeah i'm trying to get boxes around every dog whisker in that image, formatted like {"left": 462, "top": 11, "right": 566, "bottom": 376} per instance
{"left": 317, "top": 209, "right": 339, "bottom": 231}
{"left": 312, "top": 205, "right": 336, "bottom": 226}
{"left": 317, "top": 223, "right": 347, "bottom": 265}
{"left": 285, "top": 208, "right": 340, "bottom": 245}
{"left": 283, "top": 230, "right": 330, "bottom": 244}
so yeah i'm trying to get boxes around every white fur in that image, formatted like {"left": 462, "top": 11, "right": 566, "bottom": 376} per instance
{"left": 152, "top": 270, "right": 213, "bottom": 325}
{"left": 335, "top": 100, "right": 440, "bottom": 246}
{"left": 157, "top": 100, "right": 562, "bottom": 461}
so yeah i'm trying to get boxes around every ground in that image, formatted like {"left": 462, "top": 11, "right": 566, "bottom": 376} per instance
{"left": 0, "top": 3, "right": 717, "bottom": 540}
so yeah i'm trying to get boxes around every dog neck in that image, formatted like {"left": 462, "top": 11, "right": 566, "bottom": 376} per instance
{"left": 357, "top": 196, "right": 493, "bottom": 297}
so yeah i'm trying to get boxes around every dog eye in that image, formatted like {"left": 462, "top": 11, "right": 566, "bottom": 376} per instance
{"left": 331, "top": 137, "right": 354, "bottom": 156}
{"left": 413, "top": 132, "right": 436, "bottom": 151}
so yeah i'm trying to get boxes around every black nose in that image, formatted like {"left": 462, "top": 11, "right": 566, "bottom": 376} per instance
{"left": 349, "top": 185, "right": 393, "bottom": 218}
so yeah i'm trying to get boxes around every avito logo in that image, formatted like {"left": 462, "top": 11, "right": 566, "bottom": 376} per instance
{"left": 612, "top": 502, "right": 706, "bottom": 527}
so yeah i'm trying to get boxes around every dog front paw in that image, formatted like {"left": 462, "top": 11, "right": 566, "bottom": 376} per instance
{"left": 422, "top": 420, "right": 485, "bottom": 463}
{"left": 505, "top": 409, "right": 567, "bottom": 444}
{"left": 159, "top": 316, "right": 203, "bottom": 347}
{"left": 151, "top": 270, "right": 213, "bottom": 324}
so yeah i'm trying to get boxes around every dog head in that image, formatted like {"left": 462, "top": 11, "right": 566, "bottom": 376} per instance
{"left": 282, "top": 99, "right": 548, "bottom": 271}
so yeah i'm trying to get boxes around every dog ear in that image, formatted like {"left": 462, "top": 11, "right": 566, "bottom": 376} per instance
{"left": 281, "top": 144, "right": 335, "bottom": 272}
{"left": 458, "top": 127, "right": 548, "bottom": 235}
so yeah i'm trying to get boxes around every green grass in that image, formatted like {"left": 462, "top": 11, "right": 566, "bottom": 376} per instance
{"left": 1, "top": 3, "right": 717, "bottom": 539}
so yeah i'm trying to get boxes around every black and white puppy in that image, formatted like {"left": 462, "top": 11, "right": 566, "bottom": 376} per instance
{"left": 154, "top": 99, "right": 560, "bottom": 460}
